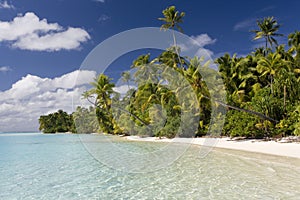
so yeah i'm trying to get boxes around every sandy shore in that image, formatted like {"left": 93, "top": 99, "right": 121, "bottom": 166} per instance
{"left": 126, "top": 136, "right": 300, "bottom": 159}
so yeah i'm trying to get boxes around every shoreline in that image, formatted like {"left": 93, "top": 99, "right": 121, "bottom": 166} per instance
{"left": 126, "top": 136, "right": 300, "bottom": 159}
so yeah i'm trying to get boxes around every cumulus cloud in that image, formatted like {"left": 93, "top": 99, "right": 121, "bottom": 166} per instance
{"left": 94, "top": 0, "right": 105, "bottom": 3}
{"left": 195, "top": 48, "right": 214, "bottom": 58}
{"left": 178, "top": 33, "right": 216, "bottom": 60}
{"left": 0, "top": 1, "right": 14, "bottom": 9}
{"left": 0, "top": 70, "right": 96, "bottom": 132}
{"left": 0, "top": 12, "right": 90, "bottom": 51}
{"left": 113, "top": 84, "right": 136, "bottom": 96}
{"left": 190, "top": 34, "right": 216, "bottom": 47}
{"left": 0, "top": 66, "right": 11, "bottom": 72}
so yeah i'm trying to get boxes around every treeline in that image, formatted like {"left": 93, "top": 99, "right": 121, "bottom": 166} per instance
{"left": 39, "top": 110, "right": 75, "bottom": 133}
{"left": 39, "top": 6, "right": 300, "bottom": 139}
{"left": 39, "top": 107, "right": 99, "bottom": 134}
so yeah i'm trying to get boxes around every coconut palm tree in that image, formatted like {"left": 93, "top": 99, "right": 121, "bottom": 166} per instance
{"left": 85, "top": 74, "right": 115, "bottom": 133}
{"left": 257, "top": 52, "right": 289, "bottom": 94}
{"left": 159, "top": 6, "right": 185, "bottom": 67}
{"left": 288, "top": 31, "right": 300, "bottom": 48}
{"left": 158, "top": 47, "right": 188, "bottom": 70}
{"left": 252, "top": 17, "right": 283, "bottom": 50}
{"left": 90, "top": 74, "right": 115, "bottom": 111}
{"left": 288, "top": 31, "right": 300, "bottom": 65}
{"left": 121, "top": 71, "right": 132, "bottom": 91}
{"left": 158, "top": 5, "right": 185, "bottom": 34}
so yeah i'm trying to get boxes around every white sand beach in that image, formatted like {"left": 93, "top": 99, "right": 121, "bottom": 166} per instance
{"left": 126, "top": 136, "right": 300, "bottom": 159}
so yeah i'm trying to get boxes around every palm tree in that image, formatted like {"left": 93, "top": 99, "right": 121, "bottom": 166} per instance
{"left": 90, "top": 74, "right": 115, "bottom": 111}
{"left": 84, "top": 74, "right": 115, "bottom": 133}
{"left": 159, "top": 6, "right": 185, "bottom": 67}
{"left": 288, "top": 31, "right": 300, "bottom": 65}
{"left": 131, "top": 54, "right": 151, "bottom": 68}
{"left": 157, "top": 47, "right": 188, "bottom": 70}
{"left": 257, "top": 52, "right": 289, "bottom": 94}
{"left": 252, "top": 17, "right": 283, "bottom": 50}
{"left": 216, "top": 53, "right": 240, "bottom": 103}
{"left": 288, "top": 31, "right": 300, "bottom": 48}
{"left": 131, "top": 54, "right": 161, "bottom": 84}
{"left": 158, "top": 6, "right": 185, "bottom": 33}
{"left": 216, "top": 53, "right": 279, "bottom": 123}
{"left": 82, "top": 91, "right": 96, "bottom": 106}
{"left": 121, "top": 71, "right": 131, "bottom": 91}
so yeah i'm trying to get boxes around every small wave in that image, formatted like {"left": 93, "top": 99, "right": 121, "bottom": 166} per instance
{"left": 0, "top": 132, "right": 42, "bottom": 137}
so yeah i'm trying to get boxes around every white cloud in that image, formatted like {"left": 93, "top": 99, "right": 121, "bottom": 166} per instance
{"left": 195, "top": 48, "right": 214, "bottom": 59}
{"left": 0, "top": 66, "right": 11, "bottom": 72}
{"left": 234, "top": 18, "right": 256, "bottom": 31}
{"left": 0, "top": 1, "right": 14, "bottom": 9}
{"left": 178, "top": 33, "right": 216, "bottom": 60}
{"left": 0, "top": 70, "right": 96, "bottom": 132}
{"left": 94, "top": 0, "right": 105, "bottom": 3}
{"left": 190, "top": 34, "right": 216, "bottom": 47}
{"left": 256, "top": 6, "right": 275, "bottom": 14}
{"left": 0, "top": 12, "right": 90, "bottom": 51}
{"left": 113, "top": 84, "right": 136, "bottom": 96}
{"left": 179, "top": 34, "right": 216, "bottom": 51}
{"left": 98, "top": 14, "right": 110, "bottom": 22}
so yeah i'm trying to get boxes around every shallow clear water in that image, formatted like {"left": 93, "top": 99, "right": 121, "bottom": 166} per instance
{"left": 0, "top": 133, "right": 299, "bottom": 199}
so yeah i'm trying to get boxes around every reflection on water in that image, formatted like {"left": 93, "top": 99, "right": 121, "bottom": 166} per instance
{"left": 0, "top": 133, "right": 299, "bottom": 199}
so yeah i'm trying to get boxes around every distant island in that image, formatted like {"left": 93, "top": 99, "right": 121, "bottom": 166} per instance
{"left": 39, "top": 6, "right": 300, "bottom": 140}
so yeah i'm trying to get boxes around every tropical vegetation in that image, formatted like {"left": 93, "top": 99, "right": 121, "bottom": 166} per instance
{"left": 39, "top": 110, "right": 75, "bottom": 133}
{"left": 39, "top": 6, "right": 300, "bottom": 139}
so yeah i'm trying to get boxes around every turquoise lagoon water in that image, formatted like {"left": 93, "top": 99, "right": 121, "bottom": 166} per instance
{"left": 0, "top": 133, "right": 300, "bottom": 199}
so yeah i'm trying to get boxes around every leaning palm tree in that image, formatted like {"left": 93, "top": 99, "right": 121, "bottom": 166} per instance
{"left": 251, "top": 17, "right": 283, "bottom": 50}
{"left": 90, "top": 74, "right": 115, "bottom": 111}
{"left": 159, "top": 6, "right": 185, "bottom": 67}
{"left": 84, "top": 74, "right": 115, "bottom": 133}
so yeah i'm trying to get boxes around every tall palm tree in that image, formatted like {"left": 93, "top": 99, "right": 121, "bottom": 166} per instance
{"left": 252, "top": 17, "right": 283, "bottom": 50}
{"left": 216, "top": 53, "right": 240, "bottom": 102}
{"left": 90, "top": 74, "right": 115, "bottom": 111}
{"left": 288, "top": 31, "right": 300, "bottom": 65}
{"left": 121, "top": 71, "right": 131, "bottom": 91}
{"left": 158, "top": 6, "right": 185, "bottom": 33}
{"left": 288, "top": 31, "right": 300, "bottom": 48}
{"left": 84, "top": 74, "right": 115, "bottom": 133}
{"left": 216, "top": 53, "right": 278, "bottom": 123}
{"left": 257, "top": 52, "right": 290, "bottom": 94}
{"left": 158, "top": 47, "right": 188, "bottom": 69}
{"left": 159, "top": 6, "right": 185, "bottom": 67}
{"left": 82, "top": 91, "right": 96, "bottom": 106}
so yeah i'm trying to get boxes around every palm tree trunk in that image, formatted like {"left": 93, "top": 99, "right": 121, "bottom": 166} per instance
{"left": 172, "top": 28, "right": 183, "bottom": 68}
{"left": 201, "top": 95, "right": 278, "bottom": 123}
{"left": 284, "top": 85, "right": 286, "bottom": 113}
{"left": 112, "top": 105, "right": 150, "bottom": 127}
{"left": 102, "top": 93, "right": 110, "bottom": 113}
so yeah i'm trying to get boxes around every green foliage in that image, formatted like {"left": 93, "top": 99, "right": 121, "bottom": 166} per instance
{"left": 83, "top": 74, "right": 119, "bottom": 134}
{"left": 158, "top": 6, "right": 185, "bottom": 32}
{"left": 251, "top": 16, "right": 283, "bottom": 49}
{"left": 251, "top": 88, "right": 284, "bottom": 121}
{"left": 223, "top": 110, "right": 262, "bottom": 138}
{"left": 39, "top": 7, "right": 300, "bottom": 140}
{"left": 276, "top": 105, "right": 300, "bottom": 136}
{"left": 73, "top": 106, "right": 99, "bottom": 133}
{"left": 39, "top": 110, "right": 75, "bottom": 133}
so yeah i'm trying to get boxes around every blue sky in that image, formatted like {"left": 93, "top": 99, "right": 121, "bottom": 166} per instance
{"left": 0, "top": 0, "right": 300, "bottom": 131}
